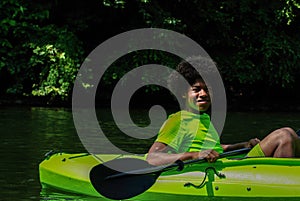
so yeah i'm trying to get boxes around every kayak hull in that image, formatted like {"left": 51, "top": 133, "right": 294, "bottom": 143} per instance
{"left": 39, "top": 152, "right": 300, "bottom": 199}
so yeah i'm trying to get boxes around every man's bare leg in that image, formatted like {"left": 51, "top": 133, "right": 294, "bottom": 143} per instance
{"left": 259, "top": 127, "right": 298, "bottom": 157}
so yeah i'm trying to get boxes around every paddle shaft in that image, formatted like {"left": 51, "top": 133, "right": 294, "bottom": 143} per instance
{"left": 106, "top": 147, "right": 251, "bottom": 180}
{"left": 181, "top": 147, "right": 251, "bottom": 166}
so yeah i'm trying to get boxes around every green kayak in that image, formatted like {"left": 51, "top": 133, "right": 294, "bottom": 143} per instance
{"left": 39, "top": 151, "right": 300, "bottom": 200}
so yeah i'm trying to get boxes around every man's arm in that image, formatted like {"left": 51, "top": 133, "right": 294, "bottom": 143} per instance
{"left": 146, "top": 142, "right": 219, "bottom": 166}
{"left": 222, "top": 138, "right": 260, "bottom": 152}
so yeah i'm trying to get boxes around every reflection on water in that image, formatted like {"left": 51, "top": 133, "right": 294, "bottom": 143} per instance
{"left": 40, "top": 188, "right": 300, "bottom": 201}
{"left": 0, "top": 106, "right": 300, "bottom": 200}
{"left": 40, "top": 188, "right": 102, "bottom": 201}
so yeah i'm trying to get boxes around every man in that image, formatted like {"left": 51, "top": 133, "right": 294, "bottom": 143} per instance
{"left": 147, "top": 56, "right": 299, "bottom": 166}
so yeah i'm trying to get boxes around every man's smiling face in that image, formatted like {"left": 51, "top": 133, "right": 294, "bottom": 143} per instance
{"left": 186, "top": 79, "right": 211, "bottom": 112}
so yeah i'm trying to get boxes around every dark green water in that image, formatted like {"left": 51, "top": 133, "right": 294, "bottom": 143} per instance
{"left": 1, "top": 106, "right": 300, "bottom": 201}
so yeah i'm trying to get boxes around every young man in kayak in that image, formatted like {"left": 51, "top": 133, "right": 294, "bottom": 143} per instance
{"left": 146, "top": 56, "right": 300, "bottom": 166}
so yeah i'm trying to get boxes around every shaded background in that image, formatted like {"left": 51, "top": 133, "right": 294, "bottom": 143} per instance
{"left": 1, "top": 0, "right": 300, "bottom": 111}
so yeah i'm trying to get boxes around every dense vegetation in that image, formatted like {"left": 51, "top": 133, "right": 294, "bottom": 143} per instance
{"left": 1, "top": 0, "right": 300, "bottom": 110}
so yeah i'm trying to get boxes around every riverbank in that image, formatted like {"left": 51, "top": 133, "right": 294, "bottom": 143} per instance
{"left": 0, "top": 95, "right": 71, "bottom": 108}
{"left": 1, "top": 95, "right": 299, "bottom": 112}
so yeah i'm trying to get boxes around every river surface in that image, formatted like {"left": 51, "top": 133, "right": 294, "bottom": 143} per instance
{"left": 1, "top": 106, "right": 300, "bottom": 201}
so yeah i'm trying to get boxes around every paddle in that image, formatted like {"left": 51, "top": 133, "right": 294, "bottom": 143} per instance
{"left": 89, "top": 147, "right": 251, "bottom": 200}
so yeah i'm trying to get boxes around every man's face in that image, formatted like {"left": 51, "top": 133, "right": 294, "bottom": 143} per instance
{"left": 186, "top": 80, "right": 211, "bottom": 112}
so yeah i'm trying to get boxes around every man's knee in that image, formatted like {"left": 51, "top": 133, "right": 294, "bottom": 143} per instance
{"left": 269, "top": 127, "right": 295, "bottom": 144}
{"left": 280, "top": 127, "right": 297, "bottom": 138}
{"left": 276, "top": 127, "right": 295, "bottom": 143}
{"left": 281, "top": 127, "right": 295, "bottom": 133}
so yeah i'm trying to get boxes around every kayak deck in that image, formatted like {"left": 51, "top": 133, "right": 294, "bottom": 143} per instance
{"left": 39, "top": 152, "right": 300, "bottom": 199}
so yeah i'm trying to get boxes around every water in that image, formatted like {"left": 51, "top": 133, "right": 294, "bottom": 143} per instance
{"left": 0, "top": 106, "right": 300, "bottom": 201}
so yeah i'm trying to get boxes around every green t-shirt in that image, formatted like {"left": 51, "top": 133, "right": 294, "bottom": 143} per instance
{"left": 155, "top": 110, "right": 223, "bottom": 154}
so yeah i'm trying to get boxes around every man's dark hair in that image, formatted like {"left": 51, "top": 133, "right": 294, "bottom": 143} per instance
{"left": 168, "top": 55, "right": 216, "bottom": 97}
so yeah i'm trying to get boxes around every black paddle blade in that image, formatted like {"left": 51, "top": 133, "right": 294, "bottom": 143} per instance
{"left": 89, "top": 158, "right": 159, "bottom": 200}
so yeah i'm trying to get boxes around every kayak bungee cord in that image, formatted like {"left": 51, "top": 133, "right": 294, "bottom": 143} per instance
{"left": 184, "top": 167, "right": 225, "bottom": 189}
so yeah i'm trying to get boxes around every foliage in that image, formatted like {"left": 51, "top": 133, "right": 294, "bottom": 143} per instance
{"left": 209, "top": 0, "right": 300, "bottom": 88}
{"left": 102, "top": 50, "right": 181, "bottom": 92}
{"left": 0, "top": 0, "right": 84, "bottom": 103}
{"left": 29, "top": 43, "right": 80, "bottom": 102}
{"left": 0, "top": 0, "right": 299, "bottom": 106}
{"left": 98, "top": 0, "right": 300, "bottom": 90}
{"left": 277, "top": 0, "right": 300, "bottom": 25}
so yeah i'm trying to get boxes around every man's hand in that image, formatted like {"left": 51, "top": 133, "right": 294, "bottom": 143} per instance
{"left": 193, "top": 150, "right": 220, "bottom": 163}
{"left": 246, "top": 138, "right": 260, "bottom": 148}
